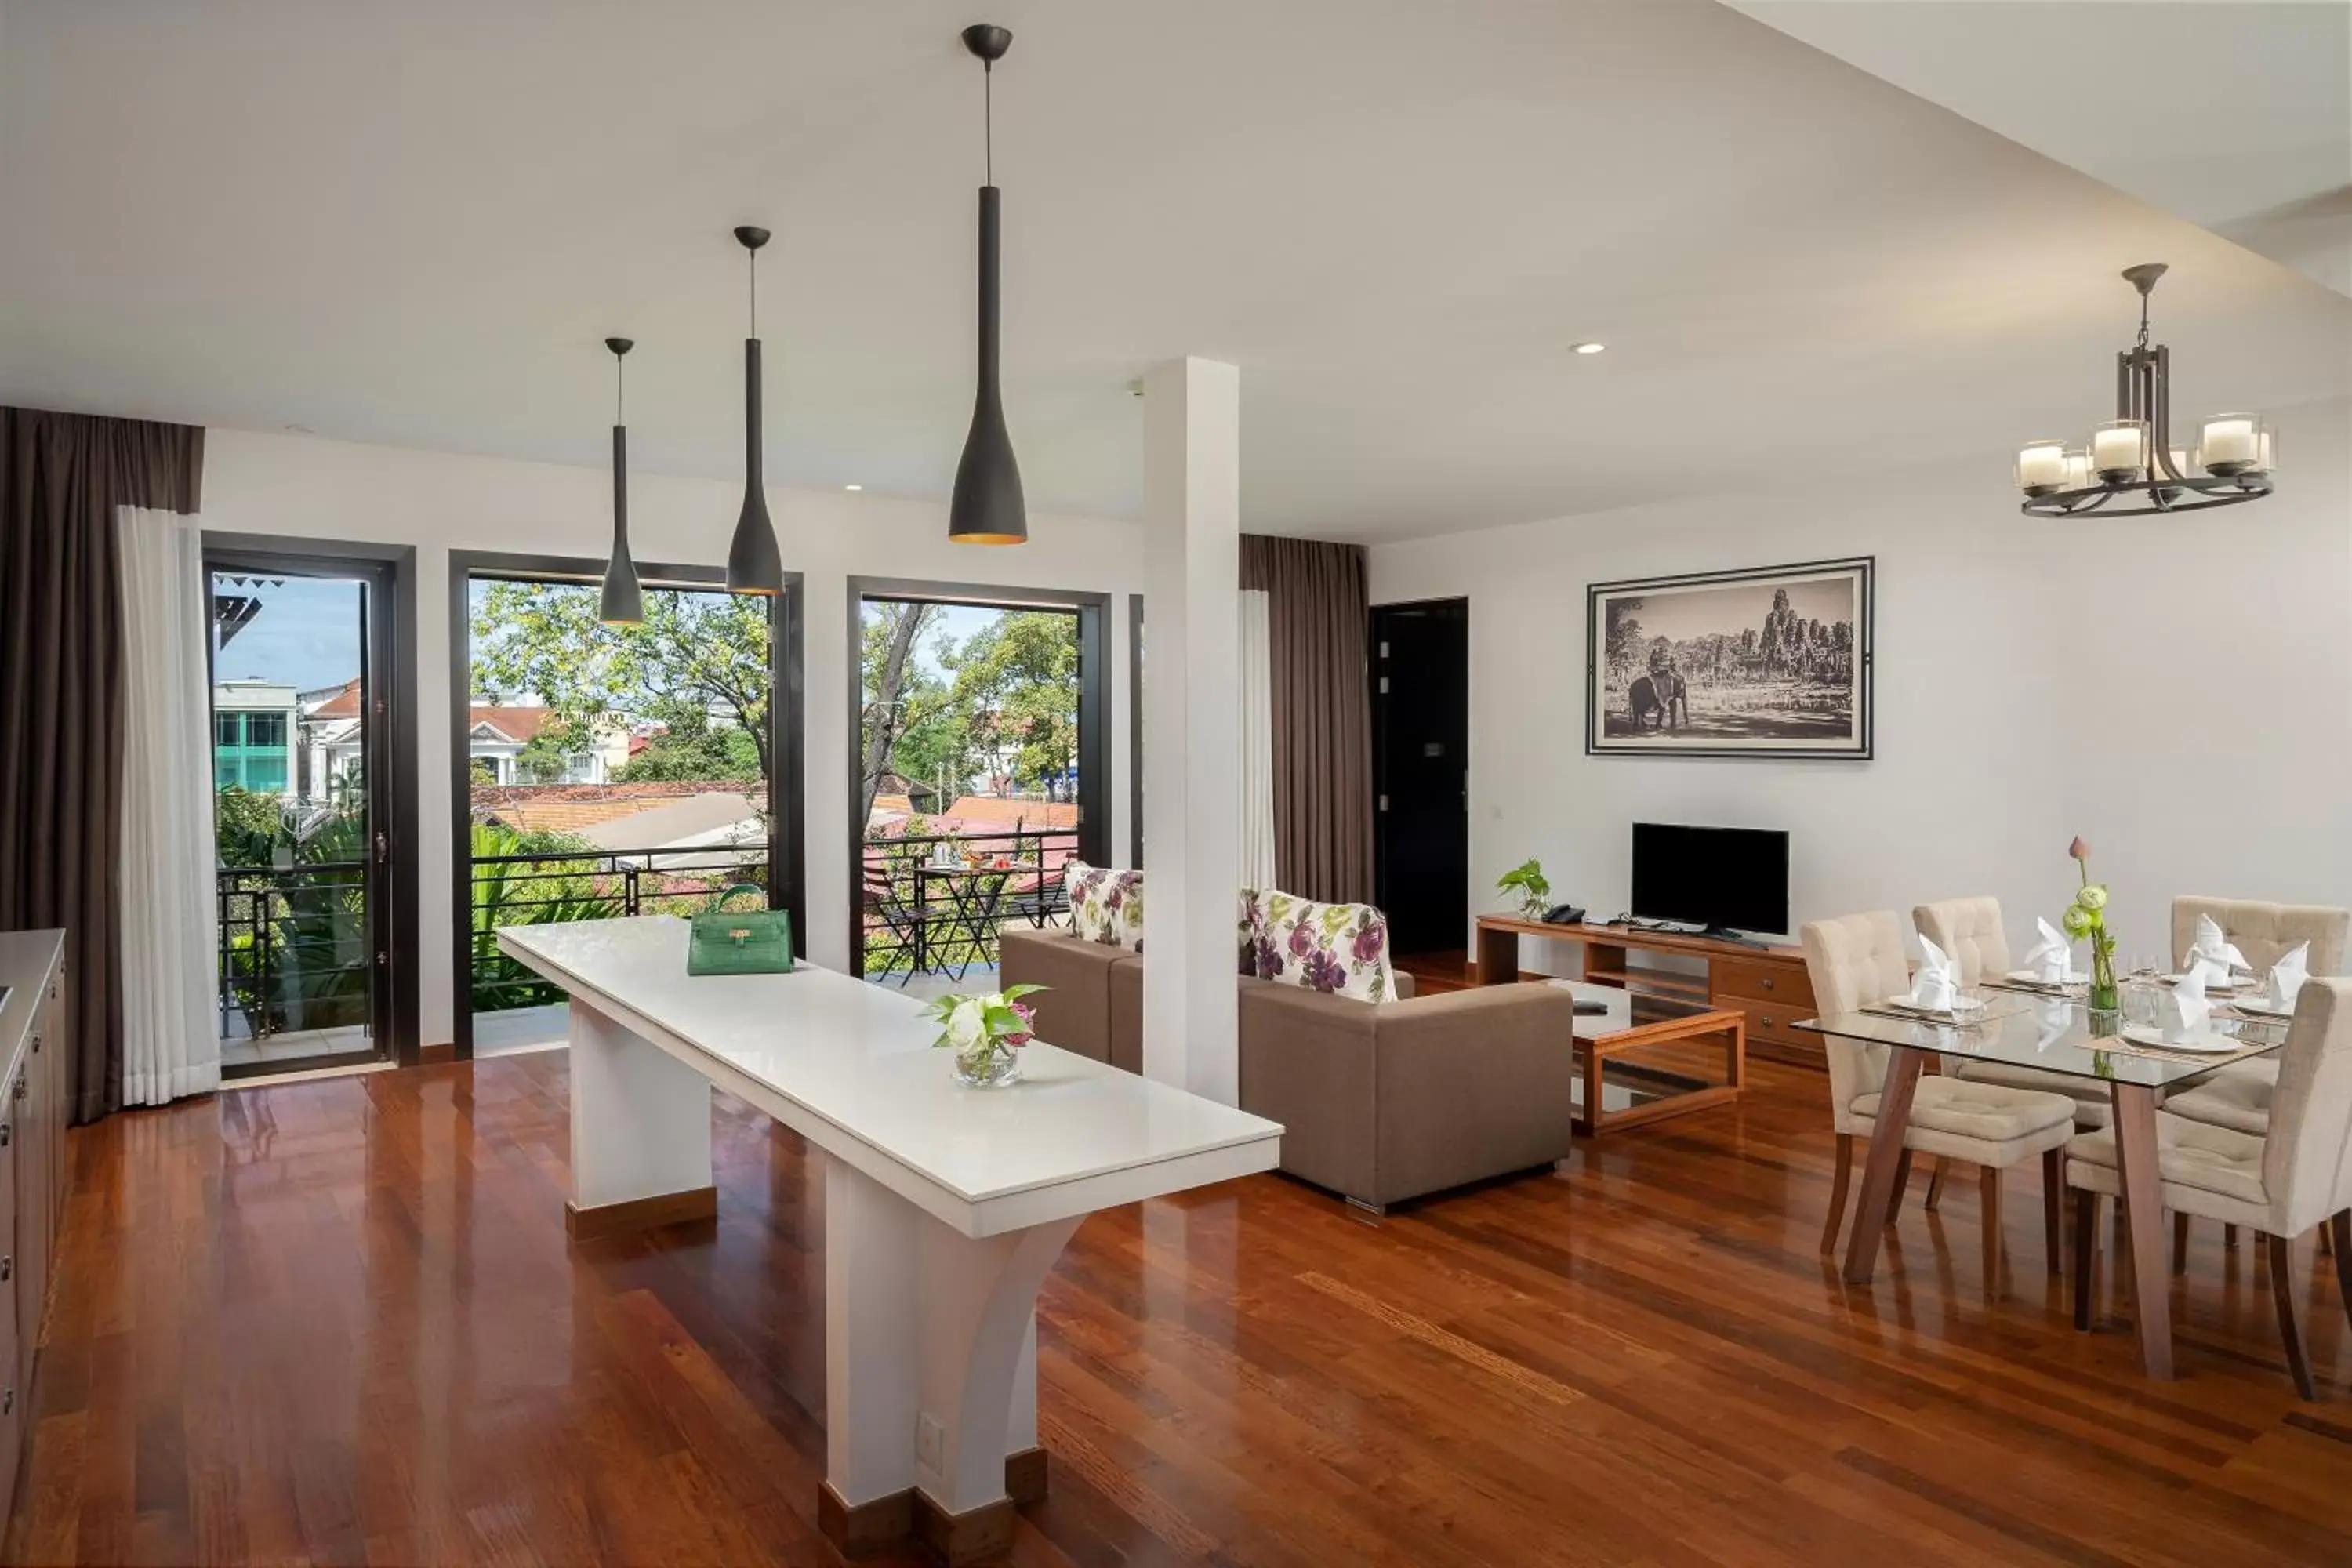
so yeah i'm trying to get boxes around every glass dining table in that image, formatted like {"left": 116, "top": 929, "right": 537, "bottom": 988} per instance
{"left": 1800, "top": 985, "right": 2290, "bottom": 1379}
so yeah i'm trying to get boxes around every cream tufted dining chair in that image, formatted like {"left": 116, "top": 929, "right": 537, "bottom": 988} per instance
{"left": 1916, "top": 895, "right": 2112, "bottom": 1137}
{"left": 2165, "top": 898, "right": 2351, "bottom": 1152}
{"left": 2067, "top": 978, "right": 2352, "bottom": 1399}
{"left": 1804, "top": 911, "right": 2079, "bottom": 1294}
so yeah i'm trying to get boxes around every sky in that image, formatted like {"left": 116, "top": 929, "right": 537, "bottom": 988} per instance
{"left": 1617, "top": 572, "right": 1855, "bottom": 643}
{"left": 210, "top": 573, "right": 365, "bottom": 692}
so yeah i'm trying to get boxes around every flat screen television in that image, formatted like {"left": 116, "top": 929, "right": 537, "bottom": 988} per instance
{"left": 1630, "top": 822, "right": 1789, "bottom": 938}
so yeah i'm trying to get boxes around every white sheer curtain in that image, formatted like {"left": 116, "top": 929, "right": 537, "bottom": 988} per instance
{"left": 118, "top": 506, "right": 221, "bottom": 1105}
{"left": 1239, "top": 589, "right": 1278, "bottom": 889}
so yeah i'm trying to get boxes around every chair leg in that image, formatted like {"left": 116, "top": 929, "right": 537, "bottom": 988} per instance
{"left": 2332, "top": 1212, "right": 2352, "bottom": 1331}
{"left": 1980, "top": 1165, "right": 2005, "bottom": 1298}
{"left": 1886, "top": 1149, "right": 1914, "bottom": 1228}
{"left": 2072, "top": 1190, "right": 2099, "bottom": 1330}
{"left": 2225, "top": 1222, "right": 2240, "bottom": 1250}
{"left": 2042, "top": 1149, "right": 2063, "bottom": 1278}
{"left": 1925, "top": 1157, "right": 1947, "bottom": 1214}
{"left": 1820, "top": 1133, "right": 1853, "bottom": 1258}
{"left": 2172, "top": 1210, "right": 2190, "bottom": 1276}
{"left": 2269, "top": 1232, "right": 2318, "bottom": 1401}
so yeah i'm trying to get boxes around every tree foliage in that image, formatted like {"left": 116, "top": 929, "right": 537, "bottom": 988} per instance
{"left": 470, "top": 581, "right": 775, "bottom": 782}
{"left": 944, "top": 611, "right": 1079, "bottom": 795}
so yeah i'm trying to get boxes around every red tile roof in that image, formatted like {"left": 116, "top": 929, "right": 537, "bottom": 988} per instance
{"left": 309, "top": 677, "right": 363, "bottom": 720}
{"left": 470, "top": 705, "right": 554, "bottom": 742}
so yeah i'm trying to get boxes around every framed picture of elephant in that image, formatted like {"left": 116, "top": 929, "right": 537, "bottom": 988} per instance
{"left": 1584, "top": 557, "right": 1873, "bottom": 760}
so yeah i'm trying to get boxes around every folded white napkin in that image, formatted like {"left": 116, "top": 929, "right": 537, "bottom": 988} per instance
{"left": 2268, "top": 942, "right": 2310, "bottom": 1011}
{"left": 1907, "top": 935, "right": 1960, "bottom": 1012}
{"left": 2183, "top": 913, "right": 2248, "bottom": 987}
{"left": 2021, "top": 916, "right": 2073, "bottom": 984}
{"left": 2167, "top": 967, "right": 2212, "bottom": 1036}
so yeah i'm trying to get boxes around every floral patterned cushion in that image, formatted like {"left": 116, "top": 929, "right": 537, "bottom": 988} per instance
{"left": 1064, "top": 861, "right": 1144, "bottom": 950}
{"left": 1243, "top": 889, "right": 1396, "bottom": 1003}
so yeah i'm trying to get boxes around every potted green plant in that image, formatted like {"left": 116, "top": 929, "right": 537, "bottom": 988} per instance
{"left": 1497, "top": 858, "right": 1552, "bottom": 920}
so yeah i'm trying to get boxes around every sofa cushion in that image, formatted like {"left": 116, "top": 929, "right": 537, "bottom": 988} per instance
{"left": 1245, "top": 889, "right": 1398, "bottom": 1003}
{"left": 1065, "top": 861, "right": 1144, "bottom": 950}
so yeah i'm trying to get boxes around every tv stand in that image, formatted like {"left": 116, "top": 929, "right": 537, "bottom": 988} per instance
{"left": 1474, "top": 915, "right": 1820, "bottom": 1069}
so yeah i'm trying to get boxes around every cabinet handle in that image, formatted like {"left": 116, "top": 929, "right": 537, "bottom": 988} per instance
{"left": 4, "top": 1388, "right": 15, "bottom": 1416}
{"left": 2, "top": 1256, "right": 13, "bottom": 1283}
{"left": 1762, "top": 977, "right": 1775, "bottom": 992}
{"left": 2, "top": 1122, "right": 13, "bottom": 1147}
{"left": 27, "top": 1033, "right": 37, "bottom": 1055}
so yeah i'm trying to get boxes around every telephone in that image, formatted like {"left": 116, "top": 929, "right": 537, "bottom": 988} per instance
{"left": 1541, "top": 904, "right": 1586, "bottom": 926}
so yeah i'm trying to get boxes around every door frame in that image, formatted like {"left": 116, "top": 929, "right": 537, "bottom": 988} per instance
{"left": 203, "top": 533, "right": 421, "bottom": 1069}
{"left": 1370, "top": 594, "right": 1472, "bottom": 956}
{"left": 845, "top": 578, "right": 1111, "bottom": 978}
{"left": 449, "top": 550, "right": 806, "bottom": 1059}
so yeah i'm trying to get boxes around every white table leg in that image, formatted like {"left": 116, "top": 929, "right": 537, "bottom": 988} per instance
{"left": 818, "top": 1154, "right": 1080, "bottom": 1562}
{"left": 566, "top": 1000, "right": 714, "bottom": 1234}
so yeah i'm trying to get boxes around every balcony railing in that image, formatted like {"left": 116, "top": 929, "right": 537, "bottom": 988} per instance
{"left": 469, "top": 844, "right": 767, "bottom": 1014}
{"left": 216, "top": 860, "right": 372, "bottom": 1042}
{"left": 861, "top": 828, "right": 1078, "bottom": 982}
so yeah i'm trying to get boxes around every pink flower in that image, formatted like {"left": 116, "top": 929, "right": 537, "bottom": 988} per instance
{"left": 2068, "top": 836, "right": 2091, "bottom": 861}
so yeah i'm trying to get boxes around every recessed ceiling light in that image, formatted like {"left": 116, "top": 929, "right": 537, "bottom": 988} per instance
{"left": 844, "top": 483, "right": 863, "bottom": 492}
{"left": 1571, "top": 341, "right": 1606, "bottom": 356}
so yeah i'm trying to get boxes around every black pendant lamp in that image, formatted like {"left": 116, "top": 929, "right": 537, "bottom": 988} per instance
{"left": 598, "top": 336, "right": 644, "bottom": 625}
{"left": 948, "top": 24, "right": 1027, "bottom": 545}
{"left": 727, "top": 224, "right": 786, "bottom": 594}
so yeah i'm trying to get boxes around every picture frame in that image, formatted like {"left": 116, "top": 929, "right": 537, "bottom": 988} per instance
{"left": 1584, "top": 557, "right": 1873, "bottom": 760}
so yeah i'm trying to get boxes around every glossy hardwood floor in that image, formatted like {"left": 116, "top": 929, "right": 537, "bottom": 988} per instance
{"left": 11, "top": 988, "right": 2352, "bottom": 1566}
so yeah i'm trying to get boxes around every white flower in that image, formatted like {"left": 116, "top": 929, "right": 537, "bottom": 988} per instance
{"left": 945, "top": 998, "right": 986, "bottom": 1050}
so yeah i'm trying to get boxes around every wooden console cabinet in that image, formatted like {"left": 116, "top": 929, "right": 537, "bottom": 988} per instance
{"left": 1474, "top": 916, "right": 1821, "bottom": 1068}
{"left": 0, "top": 931, "right": 71, "bottom": 1534}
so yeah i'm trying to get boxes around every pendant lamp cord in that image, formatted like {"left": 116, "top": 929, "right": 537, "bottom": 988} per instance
{"left": 614, "top": 350, "right": 624, "bottom": 423}
{"left": 984, "top": 60, "right": 993, "bottom": 185}
{"left": 749, "top": 249, "right": 759, "bottom": 338}
{"left": 2136, "top": 289, "right": 2151, "bottom": 351}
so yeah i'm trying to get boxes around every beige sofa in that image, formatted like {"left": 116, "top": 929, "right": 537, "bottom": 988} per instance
{"left": 1000, "top": 927, "right": 1579, "bottom": 1211}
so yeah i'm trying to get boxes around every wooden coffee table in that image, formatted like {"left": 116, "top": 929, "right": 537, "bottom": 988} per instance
{"left": 1559, "top": 981, "right": 1746, "bottom": 1136}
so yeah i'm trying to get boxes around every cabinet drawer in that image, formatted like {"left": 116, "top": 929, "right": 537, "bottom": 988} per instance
{"left": 1713, "top": 957, "right": 1813, "bottom": 1008}
{"left": 1725, "top": 996, "right": 1815, "bottom": 1050}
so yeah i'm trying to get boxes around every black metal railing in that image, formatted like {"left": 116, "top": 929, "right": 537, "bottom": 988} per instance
{"left": 469, "top": 844, "right": 766, "bottom": 1014}
{"left": 861, "top": 828, "right": 1078, "bottom": 982}
{"left": 216, "top": 860, "right": 372, "bottom": 1042}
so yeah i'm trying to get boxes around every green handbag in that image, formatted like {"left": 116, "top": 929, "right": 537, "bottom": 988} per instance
{"left": 686, "top": 884, "right": 796, "bottom": 977}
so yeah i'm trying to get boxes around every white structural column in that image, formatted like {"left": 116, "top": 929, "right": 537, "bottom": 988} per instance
{"left": 1139, "top": 355, "right": 1243, "bottom": 1104}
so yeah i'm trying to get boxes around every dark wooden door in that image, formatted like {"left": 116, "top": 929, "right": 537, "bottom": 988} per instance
{"left": 1371, "top": 599, "right": 1470, "bottom": 957}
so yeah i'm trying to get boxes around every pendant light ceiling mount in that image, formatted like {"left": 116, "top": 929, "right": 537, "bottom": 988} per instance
{"left": 597, "top": 335, "right": 643, "bottom": 626}
{"left": 726, "top": 223, "right": 785, "bottom": 594}
{"left": 948, "top": 21, "right": 1028, "bottom": 546}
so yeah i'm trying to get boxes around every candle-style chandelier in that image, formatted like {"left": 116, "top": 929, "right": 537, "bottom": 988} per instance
{"left": 2015, "top": 264, "right": 2276, "bottom": 517}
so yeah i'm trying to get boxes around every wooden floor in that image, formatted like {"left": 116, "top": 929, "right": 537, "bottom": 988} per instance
{"left": 12, "top": 985, "right": 2352, "bottom": 1564}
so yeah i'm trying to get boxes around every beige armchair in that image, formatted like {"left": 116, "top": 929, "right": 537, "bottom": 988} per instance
{"left": 1916, "top": 895, "right": 2111, "bottom": 1142}
{"left": 2066, "top": 978, "right": 2352, "bottom": 1399}
{"left": 2164, "top": 898, "right": 2352, "bottom": 1140}
{"left": 1803, "top": 910, "right": 2078, "bottom": 1294}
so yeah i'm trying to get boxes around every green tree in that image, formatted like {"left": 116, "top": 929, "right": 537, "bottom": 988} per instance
{"left": 859, "top": 601, "right": 946, "bottom": 825}
{"left": 944, "top": 611, "right": 1080, "bottom": 795}
{"left": 470, "top": 581, "right": 775, "bottom": 782}
{"left": 615, "top": 709, "right": 762, "bottom": 783}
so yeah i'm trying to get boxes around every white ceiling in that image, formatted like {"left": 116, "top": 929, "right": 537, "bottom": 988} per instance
{"left": 1, "top": 0, "right": 2345, "bottom": 542}
{"left": 1730, "top": 2, "right": 2352, "bottom": 297}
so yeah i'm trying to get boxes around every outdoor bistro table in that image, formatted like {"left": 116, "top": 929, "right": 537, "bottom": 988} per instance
{"left": 914, "top": 862, "right": 1018, "bottom": 981}
{"left": 1800, "top": 989, "right": 2290, "bottom": 1379}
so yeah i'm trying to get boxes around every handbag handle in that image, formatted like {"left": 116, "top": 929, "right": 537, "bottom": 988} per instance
{"left": 712, "top": 883, "right": 768, "bottom": 912}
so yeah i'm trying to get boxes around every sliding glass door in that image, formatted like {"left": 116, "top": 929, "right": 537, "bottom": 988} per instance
{"left": 207, "top": 549, "right": 402, "bottom": 1076}
{"left": 452, "top": 554, "right": 803, "bottom": 1058}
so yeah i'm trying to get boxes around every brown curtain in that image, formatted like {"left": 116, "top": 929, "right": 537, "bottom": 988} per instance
{"left": 1240, "top": 535, "right": 1374, "bottom": 906}
{"left": 0, "top": 408, "right": 205, "bottom": 1125}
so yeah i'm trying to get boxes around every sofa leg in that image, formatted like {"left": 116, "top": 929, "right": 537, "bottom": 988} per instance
{"left": 1345, "top": 1196, "right": 1387, "bottom": 1220}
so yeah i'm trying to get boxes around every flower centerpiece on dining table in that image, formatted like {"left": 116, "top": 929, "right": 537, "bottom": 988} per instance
{"left": 924, "top": 982, "right": 1047, "bottom": 1087}
{"left": 2062, "top": 837, "right": 2121, "bottom": 1013}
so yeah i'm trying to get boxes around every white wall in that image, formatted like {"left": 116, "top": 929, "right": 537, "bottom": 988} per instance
{"left": 1368, "top": 396, "right": 2352, "bottom": 967}
{"left": 201, "top": 429, "right": 1145, "bottom": 1047}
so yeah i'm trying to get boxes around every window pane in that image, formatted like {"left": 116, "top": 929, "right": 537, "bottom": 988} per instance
{"left": 249, "top": 713, "right": 285, "bottom": 747}
{"left": 216, "top": 712, "right": 241, "bottom": 747}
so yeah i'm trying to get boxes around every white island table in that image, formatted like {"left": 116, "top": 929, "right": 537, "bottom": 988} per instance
{"left": 496, "top": 917, "right": 1281, "bottom": 1563}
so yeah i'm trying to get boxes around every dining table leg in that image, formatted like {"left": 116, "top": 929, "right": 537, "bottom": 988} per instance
{"left": 2108, "top": 1081, "right": 2174, "bottom": 1380}
{"left": 1841, "top": 1045, "right": 1926, "bottom": 1285}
